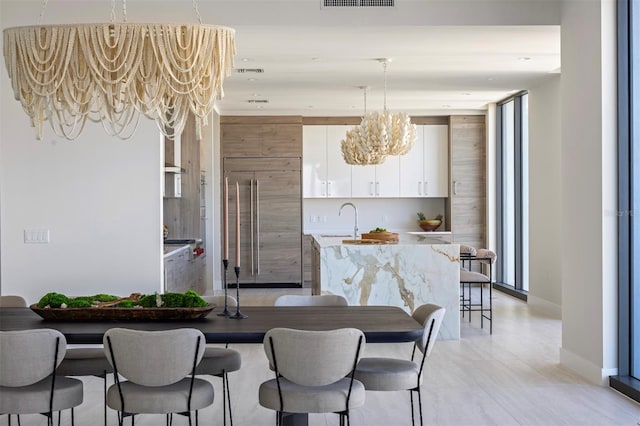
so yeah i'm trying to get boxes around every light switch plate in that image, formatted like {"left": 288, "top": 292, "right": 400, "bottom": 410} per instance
{"left": 24, "top": 229, "right": 50, "bottom": 244}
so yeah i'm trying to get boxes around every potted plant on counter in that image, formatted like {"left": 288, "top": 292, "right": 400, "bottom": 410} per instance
{"left": 417, "top": 213, "right": 443, "bottom": 232}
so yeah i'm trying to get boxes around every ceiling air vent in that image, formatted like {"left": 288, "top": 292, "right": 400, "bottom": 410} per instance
{"left": 247, "top": 99, "right": 269, "bottom": 104}
{"left": 234, "top": 68, "right": 264, "bottom": 73}
{"left": 322, "top": 0, "right": 394, "bottom": 7}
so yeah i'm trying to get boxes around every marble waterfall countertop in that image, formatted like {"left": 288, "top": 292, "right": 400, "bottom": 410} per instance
{"left": 312, "top": 233, "right": 460, "bottom": 340}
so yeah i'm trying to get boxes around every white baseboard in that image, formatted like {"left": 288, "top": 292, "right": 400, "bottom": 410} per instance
{"left": 560, "top": 347, "right": 618, "bottom": 386}
{"left": 528, "top": 295, "right": 562, "bottom": 319}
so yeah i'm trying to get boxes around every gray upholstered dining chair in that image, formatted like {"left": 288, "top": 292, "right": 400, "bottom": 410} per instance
{"left": 103, "top": 328, "right": 214, "bottom": 426}
{"left": 0, "top": 329, "right": 84, "bottom": 426}
{"left": 259, "top": 327, "right": 366, "bottom": 426}
{"left": 196, "top": 295, "right": 242, "bottom": 426}
{"left": 273, "top": 294, "right": 348, "bottom": 307}
{"left": 0, "top": 295, "right": 27, "bottom": 308}
{"left": 57, "top": 346, "right": 113, "bottom": 426}
{"left": 354, "top": 304, "right": 445, "bottom": 426}
{"left": 459, "top": 248, "right": 497, "bottom": 333}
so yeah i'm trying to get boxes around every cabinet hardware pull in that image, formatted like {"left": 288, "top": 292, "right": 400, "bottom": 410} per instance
{"left": 418, "top": 181, "right": 422, "bottom": 195}
{"left": 375, "top": 181, "right": 380, "bottom": 196}
{"left": 424, "top": 181, "right": 428, "bottom": 195}
{"left": 453, "top": 180, "right": 459, "bottom": 195}
{"left": 256, "top": 179, "right": 260, "bottom": 276}
{"left": 369, "top": 181, "right": 374, "bottom": 196}
{"left": 327, "top": 181, "right": 331, "bottom": 196}
{"left": 321, "top": 181, "right": 326, "bottom": 197}
{"left": 250, "top": 179, "right": 255, "bottom": 275}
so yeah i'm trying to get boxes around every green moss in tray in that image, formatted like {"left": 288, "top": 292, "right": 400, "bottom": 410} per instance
{"left": 66, "top": 298, "right": 92, "bottom": 308}
{"left": 38, "top": 292, "right": 70, "bottom": 308}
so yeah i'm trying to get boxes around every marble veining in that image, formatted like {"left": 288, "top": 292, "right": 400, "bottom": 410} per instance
{"left": 315, "top": 235, "right": 460, "bottom": 340}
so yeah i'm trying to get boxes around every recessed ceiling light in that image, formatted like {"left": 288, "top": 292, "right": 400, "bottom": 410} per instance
{"left": 242, "top": 58, "right": 250, "bottom": 62}
{"left": 311, "top": 57, "right": 321, "bottom": 61}
{"left": 257, "top": 105, "right": 264, "bottom": 109}
{"left": 461, "top": 92, "right": 471, "bottom": 96}
{"left": 441, "top": 104, "right": 451, "bottom": 108}
{"left": 518, "top": 56, "right": 531, "bottom": 61}
{"left": 307, "top": 105, "right": 314, "bottom": 108}
{"left": 252, "top": 93, "right": 260, "bottom": 97}
{"left": 248, "top": 78, "right": 257, "bottom": 82}
{"left": 487, "top": 77, "right": 495, "bottom": 81}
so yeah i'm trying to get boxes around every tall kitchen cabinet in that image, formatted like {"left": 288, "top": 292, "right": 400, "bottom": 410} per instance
{"left": 446, "top": 115, "right": 486, "bottom": 249}
{"left": 221, "top": 116, "right": 303, "bottom": 286}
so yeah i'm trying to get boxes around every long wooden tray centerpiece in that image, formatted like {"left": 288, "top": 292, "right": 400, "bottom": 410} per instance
{"left": 30, "top": 291, "right": 215, "bottom": 321}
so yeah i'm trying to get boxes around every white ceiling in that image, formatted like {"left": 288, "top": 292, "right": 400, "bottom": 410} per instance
{"left": 216, "top": 25, "right": 560, "bottom": 116}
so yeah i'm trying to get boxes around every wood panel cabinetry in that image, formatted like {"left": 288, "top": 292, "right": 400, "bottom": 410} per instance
{"left": 221, "top": 116, "right": 303, "bottom": 287}
{"left": 222, "top": 116, "right": 302, "bottom": 158}
{"left": 446, "top": 116, "right": 486, "bottom": 249}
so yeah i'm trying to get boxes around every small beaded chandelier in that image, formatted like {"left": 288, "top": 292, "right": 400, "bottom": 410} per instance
{"left": 341, "top": 59, "right": 416, "bottom": 166}
{"left": 3, "top": 0, "right": 235, "bottom": 140}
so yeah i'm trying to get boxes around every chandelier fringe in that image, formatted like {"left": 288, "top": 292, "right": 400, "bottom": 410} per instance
{"left": 4, "top": 23, "right": 235, "bottom": 140}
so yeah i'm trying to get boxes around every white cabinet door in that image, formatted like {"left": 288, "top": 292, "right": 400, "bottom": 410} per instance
{"left": 351, "top": 163, "right": 377, "bottom": 197}
{"left": 423, "top": 125, "right": 449, "bottom": 197}
{"left": 351, "top": 158, "right": 399, "bottom": 197}
{"left": 302, "top": 126, "right": 327, "bottom": 198}
{"left": 399, "top": 126, "right": 424, "bottom": 197}
{"left": 326, "top": 126, "right": 352, "bottom": 198}
{"left": 374, "top": 155, "right": 400, "bottom": 197}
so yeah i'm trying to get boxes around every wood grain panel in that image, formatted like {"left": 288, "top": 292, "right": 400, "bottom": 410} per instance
{"left": 448, "top": 115, "right": 486, "bottom": 249}
{"left": 410, "top": 116, "right": 449, "bottom": 125}
{"left": 221, "top": 116, "right": 303, "bottom": 125}
{"left": 224, "top": 157, "right": 300, "bottom": 172}
{"left": 302, "top": 117, "right": 362, "bottom": 125}
{"left": 222, "top": 123, "right": 302, "bottom": 157}
{"left": 163, "top": 113, "right": 201, "bottom": 241}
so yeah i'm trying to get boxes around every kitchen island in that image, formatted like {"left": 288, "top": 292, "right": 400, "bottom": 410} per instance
{"left": 311, "top": 233, "right": 460, "bottom": 340}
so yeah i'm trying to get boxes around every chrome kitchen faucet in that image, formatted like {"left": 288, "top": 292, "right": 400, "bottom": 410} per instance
{"left": 339, "top": 202, "right": 359, "bottom": 239}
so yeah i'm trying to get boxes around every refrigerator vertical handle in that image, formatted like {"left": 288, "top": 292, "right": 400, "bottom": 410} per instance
{"left": 250, "top": 179, "right": 255, "bottom": 275}
{"left": 256, "top": 179, "right": 260, "bottom": 275}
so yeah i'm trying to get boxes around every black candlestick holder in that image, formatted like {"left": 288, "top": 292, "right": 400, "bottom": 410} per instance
{"left": 230, "top": 266, "right": 248, "bottom": 319}
{"left": 217, "top": 259, "right": 232, "bottom": 317}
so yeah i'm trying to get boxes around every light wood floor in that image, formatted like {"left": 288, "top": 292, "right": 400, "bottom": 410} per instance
{"left": 5, "top": 289, "right": 640, "bottom": 426}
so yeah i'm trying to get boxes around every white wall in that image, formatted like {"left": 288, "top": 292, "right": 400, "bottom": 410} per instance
{"left": 528, "top": 75, "right": 562, "bottom": 317}
{"left": 1, "top": 4, "right": 162, "bottom": 303}
{"left": 559, "top": 0, "right": 618, "bottom": 384}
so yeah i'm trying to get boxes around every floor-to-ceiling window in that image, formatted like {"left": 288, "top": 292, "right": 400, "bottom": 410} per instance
{"left": 496, "top": 92, "right": 529, "bottom": 295}
{"left": 612, "top": 0, "right": 640, "bottom": 403}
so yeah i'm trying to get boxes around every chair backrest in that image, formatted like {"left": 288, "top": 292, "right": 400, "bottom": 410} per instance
{"left": 274, "top": 294, "right": 348, "bottom": 307}
{"left": 412, "top": 304, "right": 446, "bottom": 356}
{"left": 0, "top": 329, "right": 66, "bottom": 387}
{"left": 459, "top": 244, "right": 477, "bottom": 257}
{"left": 263, "top": 328, "right": 364, "bottom": 386}
{"left": 103, "top": 328, "right": 205, "bottom": 386}
{"left": 476, "top": 249, "right": 497, "bottom": 265}
{"left": 0, "top": 295, "right": 27, "bottom": 308}
{"left": 201, "top": 295, "right": 238, "bottom": 308}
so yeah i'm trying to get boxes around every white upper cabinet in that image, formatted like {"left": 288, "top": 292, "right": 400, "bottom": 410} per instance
{"left": 303, "top": 126, "right": 328, "bottom": 198}
{"left": 303, "top": 125, "right": 351, "bottom": 198}
{"left": 351, "top": 155, "right": 400, "bottom": 197}
{"left": 326, "top": 126, "right": 353, "bottom": 198}
{"left": 399, "top": 124, "right": 449, "bottom": 198}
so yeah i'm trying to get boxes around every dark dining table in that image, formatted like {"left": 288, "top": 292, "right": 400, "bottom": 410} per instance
{"left": 0, "top": 305, "right": 423, "bottom": 426}
{"left": 0, "top": 305, "right": 423, "bottom": 344}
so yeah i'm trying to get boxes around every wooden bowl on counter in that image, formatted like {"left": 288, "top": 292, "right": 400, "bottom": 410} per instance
{"left": 360, "top": 232, "right": 399, "bottom": 243}
{"left": 418, "top": 220, "right": 442, "bottom": 232}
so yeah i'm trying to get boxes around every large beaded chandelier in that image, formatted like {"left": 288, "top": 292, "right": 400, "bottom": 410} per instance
{"left": 3, "top": 0, "right": 235, "bottom": 140}
{"left": 341, "top": 59, "right": 416, "bottom": 165}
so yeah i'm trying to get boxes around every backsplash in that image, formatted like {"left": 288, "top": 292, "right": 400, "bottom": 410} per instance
{"left": 303, "top": 198, "right": 446, "bottom": 235}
